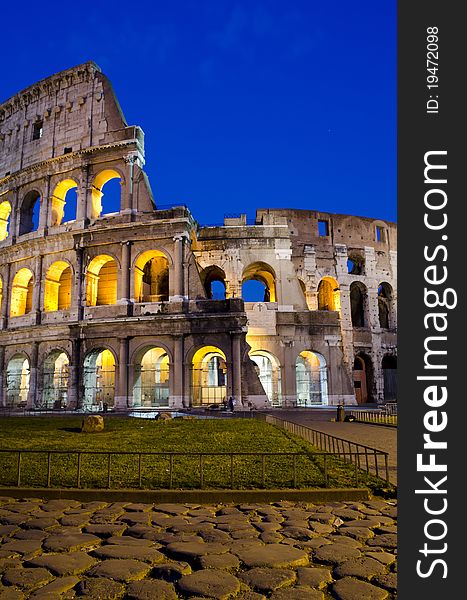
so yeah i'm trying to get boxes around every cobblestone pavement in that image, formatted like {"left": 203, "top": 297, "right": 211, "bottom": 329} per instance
{"left": 277, "top": 412, "right": 398, "bottom": 486}
{"left": 0, "top": 496, "right": 397, "bottom": 599}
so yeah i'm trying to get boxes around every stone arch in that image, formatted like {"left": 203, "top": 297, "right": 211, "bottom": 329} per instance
{"left": 19, "top": 190, "right": 41, "bottom": 235}
{"left": 249, "top": 350, "right": 282, "bottom": 406}
{"left": 6, "top": 354, "right": 30, "bottom": 407}
{"left": 347, "top": 252, "right": 365, "bottom": 275}
{"left": 10, "top": 268, "right": 34, "bottom": 317}
{"left": 50, "top": 179, "right": 78, "bottom": 226}
{"left": 382, "top": 354, "right": 397, "bottom": 402}
{"left": 353, "top": 352, "right": 374, "bottom": 404}
{"left": 378, "top": 282, "right": 394, "bottom": 329}
{"left": 191, "top": 345, "right": 227, "bottom": 406}
{"left": 242, "top": 262, "right": 276, "bottom": 302}
{"left": 91, "top": 169, "right": 123, "bottom": 219}
{"left": 134, "top": 250, "right": 170, "bottom": 303}
{"left": 200, "top": 265, "right": 227, "bottom": 299}
{"left": 0, "top": 200, "right": 12, "bottom": 241}
{"left": 43, "top": 261, "right": 73, "bottom": 312}
{"left": 85, "top": 254, "right": 118, "bottom": 306}
{"left": 133, "top": 346, "right": 170, "bottom": 408}
{"left": 295, "top": 351, "right": 328, "bottom": 406}
{"left": 350, "top": 281, "right": 368, "bottom": 327}
{"left": 317, "top": 276, "right": 340, "bottom": 311}
{"left": 41, "top": 350, "right": 70, "bottom": 409}
{"left": 83, "top": 348, "right": 116, "bottom": 409}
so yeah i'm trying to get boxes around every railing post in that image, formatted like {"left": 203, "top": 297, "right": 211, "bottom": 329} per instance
{"left": 107, "top": 454, "right": 111, "bottom": 488}
{"left": 385, "top": 453, "right": 389, "bottom": 483}
{"left": 293, "top": 454, "right": 297, "bottom": 488}
{"left": 16, "top": 452, "right": 22, "bottom": 487}
{"left": 324, "top": 454, "right": 328, "bottom": 487}
{"left": 47, "top": 452, "right": 51, "bottom": 487}
{"left": 169, "top": 454, "right": 173, "bottom": 489}
{"left": 230, "top": 454, "right": 234, "bottom": 489}
{"left": 200, "top": 455, "right": 204, "bottom": 488}
{"left": 261, "top": 455, "right": 266, "bottom": 488}
{"left": 138, "top": 453, "right": 142, "bottom": 488}
{"left": 374, "top": 449, "right": 379, "bottom": 478}
{"left": 77, "top": 453, "right": 81, "bottom": 488}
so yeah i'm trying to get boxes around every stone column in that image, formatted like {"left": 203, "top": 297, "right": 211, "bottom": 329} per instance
{"left": 231, "top": 333, "right": 243, "bottom": 407}
{"left": 0, "top": 263, "right": 10, "bottom": 330}
{"left": 67, "top": 338, "right": 81, "bottom": 409}
{"left": 281, "top": 341, "right": 297, "bottom": 407}
{"left": 74, "top": 246, "right": 84, "bottom": 320}
{"left": 32, "top": 255, "right": 43, "bottom": 324}
{"left": 12, "top": 187, "right": 20, "bottom": 240}
{"left": 38, "top": 176, "right": 50, "bottom": 232}
{"left": 120, "top": 241, "right": 132, "bottom": 304}
{"left": 115, "top": 337, "right": 129, "bottom": 410}
{"left": 170, "top": 336, "right": 184, "bottom": 409}
{"left": 27, "top": 342, "right": 39, "bottom": 409}
{"left": 122, "top": 154, "right": 138, "bottom": 213}
{"left": 0, "top": 346, "right": 5, "bottom": 407}
{"left": 77, "top": 165, "right": 89, "bottom": 222}
{"left": 171, "top": 235, "right": 185, "bottom": 300}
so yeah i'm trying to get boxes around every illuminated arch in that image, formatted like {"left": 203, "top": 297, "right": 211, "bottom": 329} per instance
{"left": 42, "top": 351, "right": 70, "bottom": 409}
{"left": 249, "top": 350, "right": 282, "bottom": 406}
{"left": 295, "top": 350, "right": 328, "bottom": 406}
{"left": 86, "top": 255, "right": 118, "bottom": 306}
{"left": 10, "top": 268, "right": 34, "bottom": 317}
{"left": 91, "top": 169, "right": 122, "bottom": 219}
{"left": 50, "top": 179, "right": 78, "bottom": 226}
{"left": 317, "top": 277, "right": 340, "bottom": 311}
{"left": 0, "top": 200, "right": 12, "bottom": 241}
{"left": 83, "top": 348, "right": 116, "bottom": 409}
{"left": 6, "top": 354, "right": 30, "bottom": 407}
{"left": 133, "top": 347, "right": 170, "bottom": 407}
{"left": 242, "top": 262, "right": 276, "bottom": 302}
{"left": 44, "top": 261, "right": 72, "bottom": 312}
{"left": 134, "top": 250, "right": 169, "bottom": 302}
{"left": 192, "top": 346, "right": 227, "bottom": 406}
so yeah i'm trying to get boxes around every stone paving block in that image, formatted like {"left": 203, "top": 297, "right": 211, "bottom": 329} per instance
{"left": 76, "top": 577, "right": 126, "bottom": 598}
{"left": 366, "top": 534, "right": 397, "bottom": 549}
{"left": 2, "top": 567, "right": 53, "bottom": 590}
{"left": 234, "top": 544, "right": 309, "bottom": 568}
{"left": 166, "top": 541, "right": 228, "bottom": 560}
{"left": 43, "top": 533, "right": 101, "bottom": 552}
{"left": 0, "top": 540, "right": 43, "bottom": 557}
{"left": 11, "top": 529, "right": 48, "bottom": 541}
{"left": 296, "top": 566, "right": 333, "bottom": 588}
{"left": 29, "top": 575, "right": 80, "bottom": 598}
{"left": 0, "top": 585, "right": 25, "bottom": 600}
{"left": 83, "top": 524, "right": 127, "bottom": 538}
{"left": 338, "top": 526, "right": 375, "bottom": 541}
{"left": 0, "top": 526, "right": 18, "bottom": 537}
{"left": 373, "top": 572, "right": 397, "bottom": 592}
{"left": 334, "top": 556, "right": 387, "bottom": 579}
{"left": 235, "top": 593, "right": 266, "bottom": 600}
{"left": 332, "top": 576, "right": 390, "bottom": 599}
{"left": 365, "top": 551, "right": 396, "bottom": 565}
{"left": 327, "top": 535, "right": 362, "bottom": 547}
{"left": 151, "top": 561, "right": 192, "bottom": 581}
{"left": 26, "top": 551, "right": 97, "bottom": 575}
{"left": 87, "top": 558, "right": 152, "bottom": 582}
{"left": 126, "top": 579, "right": 177, "bottom": 600}
{"left": 92, "top": 543, "right": 165, "bottom": 563}
{"left": 177, "top": 569, "right": 241, "bottom": 599}
{"left": 199, "top": 552, "right": 240, "bottom": 570}
{"left": 313, "top": 543, "right": 361, "bottom": 565}
{"left": 270, "top": 588, "right": 325, "bottom": 600}
{"left": 153, "top": 504, "right": 192, "bottom": 515}
{"left": 239, "top": 567, "right": 296, "bottom": 592}
{"left": 124, "top": 504, "right": 154, "bottom": 513}
{"left": 0, "top": 558, "right": 22, "bottom": 573}
{"left": 280, "top": 526, "right": 314, "bottom": 540}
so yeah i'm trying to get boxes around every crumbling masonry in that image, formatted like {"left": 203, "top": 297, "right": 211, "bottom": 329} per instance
{"left": 0, "top": 63, "right": 396, "bottom": 411}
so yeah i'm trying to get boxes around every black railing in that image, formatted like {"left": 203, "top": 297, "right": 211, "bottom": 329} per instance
{"left": 348, "top": 410, "right": 397, "bottom": 426}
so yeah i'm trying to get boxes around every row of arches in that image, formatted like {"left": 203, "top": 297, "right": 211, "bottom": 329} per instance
{"left": 353, "top": 353, "right": 397, "bottom": 403}
{"left": 4, "top": 347, "right": 329, "bottom": 409}
{"left": 0, "top": 169, "right": 122, "bottom": 240}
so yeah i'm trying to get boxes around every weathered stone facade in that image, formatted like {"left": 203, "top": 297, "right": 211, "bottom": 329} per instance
{"left": 0, "top": 63, "right": 396, "bottom": 411}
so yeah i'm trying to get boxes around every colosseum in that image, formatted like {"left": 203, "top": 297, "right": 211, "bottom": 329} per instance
{"left": 0, "top": 62, "right": 397, "bottom": 412}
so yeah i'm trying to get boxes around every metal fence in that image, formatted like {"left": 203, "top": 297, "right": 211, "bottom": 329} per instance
{"left": 256, "top": 414, "right": 390, "bottom": 484}
{"left": 0, "top": 448, "right": 380, "bottom": 490}
{"left": 348, "top": 410, "right": 397, "bottom": 426}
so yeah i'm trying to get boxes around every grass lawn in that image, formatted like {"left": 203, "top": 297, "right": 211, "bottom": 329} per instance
{"left": 0, "top": 416, "right": 388, "bottom": 491}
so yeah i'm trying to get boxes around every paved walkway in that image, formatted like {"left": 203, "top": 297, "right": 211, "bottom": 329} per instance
{"left": 0, "top": 497, "right": 397, "bottom": 599}
{"left": 275, "top": 411, "right": 398, "bottom": 486}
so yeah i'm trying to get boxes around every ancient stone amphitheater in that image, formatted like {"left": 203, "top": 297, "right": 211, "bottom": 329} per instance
{"left": 0, "top": 62, "right": 396, "bottom": 411}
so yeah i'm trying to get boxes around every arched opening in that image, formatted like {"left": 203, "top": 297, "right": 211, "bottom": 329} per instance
{"left": 347, "top": 252, "right": 365, "bottom": 275}
{"left": 295, "top": 351, "right": 328, "bottom": 406}
{"left": 250, "top": 350, "right": 282, "bottom": 406}
{"left": 83, "top": 349, "right": 116, "bottom": 409}
{"left": 86, "top": 255, "right": 118, "bottom": 306}
{"left": 201, "top": 266, "right": 227, "bottom": 300}
{"left": 50, "top": 179, "right": 78, "bottom": 226}
{"left": 382, "top": 354, "right": 397, "bottom": 402}
{"left": 350, "top": 282, "right": 367, "bottom": 327}
{"left": 242, "top": 262, "right": 276, "bottom": 302}
{"left": 91, "top": 170, "right": 121, "bottom": 219}
{"left": 133, "top": 347, "right": 170, "bottom": 408}
{"left": 134, "top": 250, "right": 169, "bottom": 303}
{"left": 192, "top": 346, "right": 227, "bottom": 406}
{"left": 0, "top": 201, "right": 11, "bottom": 241}
{"left": 42, "top": 351, "right": 69, "bottom": 409}
{"left": 378, "top": 282, "right": 393, "bottom": 329}
{"left": 44, "top": 261, "right": 72, "bottom": 312}
{"left": 353, "top": 353, "right": 374, "bottom": 404}
{"left": 317, "top": 277, "right": 340, "bottom": 311}
{"left": 6, "top": 355, "right": 30, "bottom": 407}
{"left": 19, "top": 190, "right": 41, "bottom": 235}
{"left": 10, "top": 268, "right": 34, "bottom": 317}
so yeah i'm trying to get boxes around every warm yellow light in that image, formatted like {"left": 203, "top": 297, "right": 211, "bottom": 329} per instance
{"left": 91, "top": 170, "right": 121, "bottom": 219}
{"left": 0, "top": 200, "right": 11, "bottom": 241}
{"left": 44, "top": 261, "right": 72, "bottom": 312}
{"left": 51, "top": 179, "right": 78, "bottom": 226}
{"left": 86, "top": 255, "right": 118, "bottom": 306}
{"left": 10, "top": 268, "right": 34, "bottom": 317}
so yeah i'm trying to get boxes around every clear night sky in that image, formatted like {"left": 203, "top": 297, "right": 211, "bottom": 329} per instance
{"left": 2, "top": 0, "right": 396, "bottom": 226}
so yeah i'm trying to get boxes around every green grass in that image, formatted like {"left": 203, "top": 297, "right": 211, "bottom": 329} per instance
{"left": 0, "top": 417, "right": 388, "bottom": 491}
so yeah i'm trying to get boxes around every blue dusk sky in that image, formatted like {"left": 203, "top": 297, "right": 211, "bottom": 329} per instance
{"left": 1, "top": 0, "right": 396, "bottom": 226}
